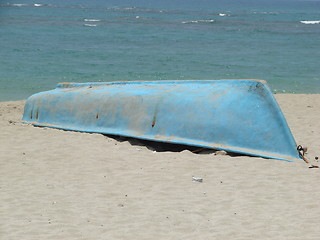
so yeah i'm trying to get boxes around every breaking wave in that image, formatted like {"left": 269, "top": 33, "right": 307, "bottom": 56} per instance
{"left": 84, "top": 19, "right": 101, "bottom": 22}
{"left": 252, "top": 11, "right": 279, "bottom": 15}
{"left": 218, "top": 13, "right": 230, "bottom": 17}
{"left": 12, "top": 3, "right": 27, "bottom": 7}
{"left": 1, "top": 3, "right": 171, "bottom": 14}
{"left": 182, "top": 19, "right": 215, "bottom": 24}
{"left": 106, "top": 6, "right": 168, "bottom": 14}
{"left": 84, "top": 24, "right": 97, "bottom": 27}
{"left": 300, "top": 20, "right": 320, "bottom": 25}
{"left": 2, "top": 3, "right": 50, "bottom": 7}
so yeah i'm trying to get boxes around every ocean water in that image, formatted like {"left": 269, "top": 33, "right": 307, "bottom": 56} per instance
{"left": 1, "top": 0, "right": 320, "bottom": 101}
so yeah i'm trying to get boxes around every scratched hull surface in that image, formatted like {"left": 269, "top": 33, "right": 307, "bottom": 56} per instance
{"left": 22, "top": 80, "right": 301, "bottom": 161}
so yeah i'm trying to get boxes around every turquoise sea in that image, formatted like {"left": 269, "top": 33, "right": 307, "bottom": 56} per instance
{"left": 1, "top": 0, "right": 320, "bottom": 101}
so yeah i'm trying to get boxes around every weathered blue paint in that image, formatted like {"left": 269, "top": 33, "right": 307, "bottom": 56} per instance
{"left": 22, "top": 80, "right": 302, "bottom": 162}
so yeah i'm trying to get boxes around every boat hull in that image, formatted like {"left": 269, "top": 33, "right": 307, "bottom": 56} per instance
{"left": 22, "top": 80, "right": 301, "bottom": 162}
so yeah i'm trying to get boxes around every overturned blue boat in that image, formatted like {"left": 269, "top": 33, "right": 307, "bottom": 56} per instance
{"left": 22, "top": 79, "right": 302, "bottom": 162}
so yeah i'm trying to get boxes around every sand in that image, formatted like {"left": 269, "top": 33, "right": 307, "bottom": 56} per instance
{"left": 1, "top": 94, "right": 320, "bottom": 239}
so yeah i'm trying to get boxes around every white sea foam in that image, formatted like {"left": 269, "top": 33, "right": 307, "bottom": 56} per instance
{"left": 182, "top": 19, "right": 215, "bottom": 24}
{"left": 84, "top": 24, "right": 97, "bottom": 27}
{"left": 11, "top": 3, "right": 28, "bottom": 7}
{"left": 122, "top": 7, "right": 137, "bottom": 10}
{"left": 300, "top": 20, "right": 320, "bottom": 25}
{"left": 252, "top": 11, "right": 279, "bottom": 15}
{"left": 8, "top": 3, "right": 47, "bottom": 7}
{"left": 218, "top": 13, "right": 229, "bottom": 17}
{"left": 107, "top": 6, "right": 166, "bottom": 14}
{"left": 84, "top": 19, "right": 101, "bottom": 22}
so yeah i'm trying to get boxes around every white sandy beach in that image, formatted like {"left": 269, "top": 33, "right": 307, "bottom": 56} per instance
{"left": 0, "top": 94, "right": 320, "bottom": 239}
